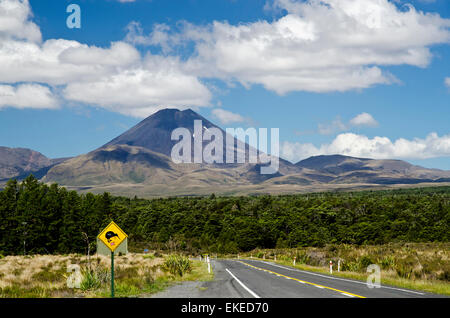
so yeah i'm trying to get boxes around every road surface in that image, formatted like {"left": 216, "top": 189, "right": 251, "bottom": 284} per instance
{"left": 151, "top": 259, "right": 444, "bottom": 298}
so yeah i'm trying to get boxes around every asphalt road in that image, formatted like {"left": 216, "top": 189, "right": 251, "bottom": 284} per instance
{"left": 152, "top": 259, "right": 444, "bottom": 298}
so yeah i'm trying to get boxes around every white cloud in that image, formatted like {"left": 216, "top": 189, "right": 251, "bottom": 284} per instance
{"left": 58, "top": 41, "right": 140, "bottom": 67}
{"left": 145, "top": 0, "right": 450, "bottom": 94}
{"left": 317, "top": 113, "right": 378, "bottom": 135}
{"left": 445, "top": 77, "right": 450, "bottom": 87}
{"left": 349, "top": 112, "right": 378, "bottom": 127}
{"left": 0, "top": 0, "right": 41, "bottom": 42}
{"left": 318, "top": 117, "right": 348, "bottom": 135}
{"left": 1, "top": 0, "right": 449, "bottom": 117}
{"left": 125, "top": 22, "right": 184, "bottom": 54}
{"left": 63, "top": 57, "right": 212, "bottom": 118}
{"left": 281, "top": 132, "right": 450, "bottom": 162}
{"left": 0, "top": 1, "right": 212, "bottom": 117}
{"left": 211, "top": 108, "right": 246, "bottom": 125}
{"left": 0, "top": 83, "right": 58, "bottom": 109}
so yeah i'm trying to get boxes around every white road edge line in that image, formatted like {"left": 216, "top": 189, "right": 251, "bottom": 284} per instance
{"left": 253, "top": 260, "right": 425, "bottom": 295}
{"left": 341, "top": 293, "right": 356, "bottom": 298}
{"left": 226, "top": 268, "right": 261, "bottom": 299}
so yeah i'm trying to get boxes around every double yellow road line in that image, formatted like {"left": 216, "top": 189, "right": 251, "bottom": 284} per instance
{"left": 240, "top": 261, "right": 366, "bottom": 298}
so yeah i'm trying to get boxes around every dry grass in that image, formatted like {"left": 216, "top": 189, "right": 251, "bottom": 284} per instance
{"left": 240, "top": 243, "right": 450, "bottom": 295}
{"left": 0, "top": 252, "right": 211, "bottom": 298}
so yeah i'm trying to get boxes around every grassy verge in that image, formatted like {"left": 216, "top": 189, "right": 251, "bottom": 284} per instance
{"left": 0, "top": 253, "right": 213, "bottom": 298}
{"left": 256, "top": 258, "right": 450, "bottom": 296}
{"left": 236, "top": 243, "right": 449, "bottom": 296}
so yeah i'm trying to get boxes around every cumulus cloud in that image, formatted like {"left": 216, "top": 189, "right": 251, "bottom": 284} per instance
{"left": 2, "top": 0, "right": 450, "bottom": 117}
{"left": 140, "top": 0, "right": 450, "bottom": 94}
{"left": 281, "top": 132, "right": 450, "bottom": 162}
{"left": 0, "top": 84, "right": 58, "bottom": 109}
{"left": 63, "top": 56, "right": 212, "bottom": 117}
{"left": 211, "top": 108, "right": 246, "bottom": 125}
{"left": 0, "top": 0, "right": 41, "bottom": 42}
{"left": 445, "top": 77, "right": 450, "bottom": 87}
{"left": 0, "top": 0, "right": 212, "bottom": 117}
{"left": 349, "top": 112, "right": 378, "bottom": 127}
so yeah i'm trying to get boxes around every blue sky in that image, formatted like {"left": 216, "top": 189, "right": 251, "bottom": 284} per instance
{"left": 0, "top": 0, "right": 449, "bottom": 168}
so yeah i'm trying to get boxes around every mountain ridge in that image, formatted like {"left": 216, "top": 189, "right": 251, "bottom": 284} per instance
{"left": 3, "top": 108, "right": 450, "bottom": 197}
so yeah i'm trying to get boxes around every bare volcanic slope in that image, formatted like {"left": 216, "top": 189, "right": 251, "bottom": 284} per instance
{"left": 102, "top": 108, "right": 295, "bottom": 174}
{"left": 42, "top": 109, "right": 450, "bottom": 197}
{"left": 0, "top": 146, "right": 69, "bottom": 181}
{"left": 43, "top": 109, "right": 297, "bottom": 192}
{"left": 294, "top": 155, "right": 450, "bottom": 185}
{"left": 104, "top": 108, "right": 216, "bottom": 157}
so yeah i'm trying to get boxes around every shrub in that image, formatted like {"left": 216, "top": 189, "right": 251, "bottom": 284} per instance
{"left": 437, "top": 270, "right": 450, "bottom": 282}
{"left": 80, "top": 268, "right": 103, "bottom": 291}
{"left": 358, "top": 256, "right": 374, "bottom": 270}
{"left": 162, "top": 255, "right": 192, "bottom": 277}
{"left": 381, "top": 256, "right": 396, "bottom": 270}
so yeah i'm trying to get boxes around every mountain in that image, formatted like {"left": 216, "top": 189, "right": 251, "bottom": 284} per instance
{"left": 41, "top": 108, "right": 450, "bottom": 197}
{"left": 0, "top": 147, "right": 70, "bottom": 181}
{"left": 104, "top": 108, "right": 218, "bottom": 157}
{"left": 294, "top": 155, "right": 450, "bottom": 185}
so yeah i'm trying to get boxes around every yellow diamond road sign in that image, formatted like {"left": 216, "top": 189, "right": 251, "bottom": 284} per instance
{"left": 98, "top": 221, "right": 128, "bottom": 252}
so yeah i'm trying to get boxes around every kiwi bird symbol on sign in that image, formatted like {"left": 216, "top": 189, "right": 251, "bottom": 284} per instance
{"left": 105, "top": 231, "right": 119, "bottom": 243}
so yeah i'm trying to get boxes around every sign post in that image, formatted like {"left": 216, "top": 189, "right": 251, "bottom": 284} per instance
{"left": 111, "top": 251, "right": 114, "bottom": 298}
{"left": 98, "top": 221, "right": 128, "bottom": 298}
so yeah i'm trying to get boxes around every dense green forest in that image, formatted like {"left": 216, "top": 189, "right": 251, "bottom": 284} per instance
{"left": 0, "top": 175, "right": 449, "bottom": 255}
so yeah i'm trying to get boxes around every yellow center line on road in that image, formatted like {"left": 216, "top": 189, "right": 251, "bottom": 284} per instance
{"left": 239, "top": 261, "right": 366, "bottom": 299}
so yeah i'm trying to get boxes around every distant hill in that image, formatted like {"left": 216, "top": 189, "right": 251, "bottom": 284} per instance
{"left": 294, "top": 154, "right": 450, "bottom": 185}
{"left": 32, "top": 108, "right": 450, "bottom": 197}
{"left": 0, "top": 147, "right": 71, "bottom": 181}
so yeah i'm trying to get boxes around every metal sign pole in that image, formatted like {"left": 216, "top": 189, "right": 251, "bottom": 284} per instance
{"left": 111, "top": 251, "right": 115, "bottom": 298}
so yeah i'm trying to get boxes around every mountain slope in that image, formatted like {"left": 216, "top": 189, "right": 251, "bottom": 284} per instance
{"left": 295, "top": 155, "right": 450, "bottom": 185}
{"left": 104, "top": 108, "right": 219, "bottom": 157}
{"left": 41, "top": 108, "right": 450, "bottom": 197}
{"left": 0, "top": 147, "right": 56, "bottom": 181}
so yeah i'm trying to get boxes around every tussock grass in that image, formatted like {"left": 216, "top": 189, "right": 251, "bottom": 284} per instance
{"left": 241, "top": 243, "right": 450, "bottom": 296}
{"left": 0, "top": 252, "right": 212, "bottom": 298}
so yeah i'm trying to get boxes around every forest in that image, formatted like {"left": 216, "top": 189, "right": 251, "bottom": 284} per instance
{"left": 0, "top": 175, "right": 449, "bottom": 255}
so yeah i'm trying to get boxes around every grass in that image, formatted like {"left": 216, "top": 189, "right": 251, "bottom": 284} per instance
{"left": 0, "top": 252, "right": 213, "bottom": 298}
{"left": 238, "top": 243, "right": 450, "bottom": 296}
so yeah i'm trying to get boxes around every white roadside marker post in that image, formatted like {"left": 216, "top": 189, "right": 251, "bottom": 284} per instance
{"left": 207, "top": 256, "right": 211, "bottom": 273}
{"left": 293, "top": 256, "right": 296, "bottom": 266}
{"left": 274, "top": 254, "right": 277, "bottom": 261}
{"left": 330, "top": 260, "right": 333, "bottom": 274}
{"left": 338, "top": 259, "right": 341, "bottom": 272}
{"left": 263, "top": 254, "right": 265, "bottom": 260}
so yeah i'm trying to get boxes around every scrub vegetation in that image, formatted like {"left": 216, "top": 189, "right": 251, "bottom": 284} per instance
{"left": 240, "top": 243, "right": 449, "bottom": 295}
{"left": 0, "top": 176, "right": 448, "bottom": 296}
{"left": 0, "top": 253, "right": 212, "bottom": 298}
